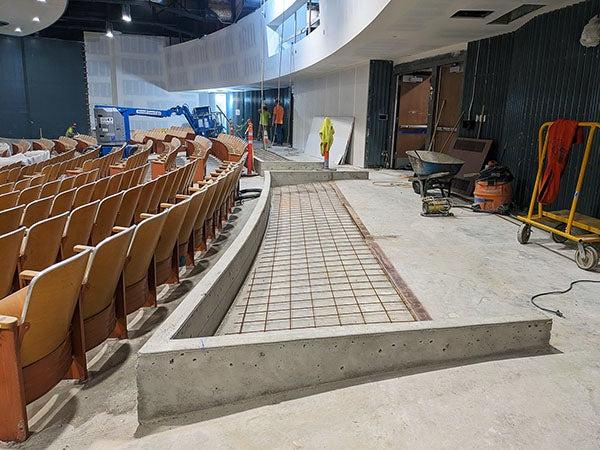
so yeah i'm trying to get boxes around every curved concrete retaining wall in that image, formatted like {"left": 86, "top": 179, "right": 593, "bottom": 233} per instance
{"left": 136, "top": 171, "right": 552, "bottom": 423}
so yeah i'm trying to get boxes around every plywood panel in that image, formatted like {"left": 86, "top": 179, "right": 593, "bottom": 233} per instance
{"left": 433, "top": 64, "right": 464, "bottom": 152}
{"left": 304, "top": 116, "right": 354, "bottom": 166}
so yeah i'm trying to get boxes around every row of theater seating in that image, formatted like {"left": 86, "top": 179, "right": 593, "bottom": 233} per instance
{"left": 110, "top": 144, "right": 152, "bottom": 174}
{"left": 0, "top": 134, "right": 98, "bottom": 160}
{"left": 130, "top": 126, "right": 246, "bottom": 173}
{"left": 0, "top": 155, "right": 245, "bottom": 442}
{"left": 0, "top": 148, "right": 96, "bottom": 184}
{"left": 0, "top": 164, "right": 147, "bottom": 231}
{"left": 0, "top": 161, "right": 146, "bottom": 211}
{"left": 0, "top": 163, "right": 150, "bottom": 289}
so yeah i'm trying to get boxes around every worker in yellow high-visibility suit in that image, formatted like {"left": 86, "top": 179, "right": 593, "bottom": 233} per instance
{"left": 319, "top": 117, "right": 334, "bottom": 169}
{"left": 65, "top": 122, "right": 77, "bottom": 138}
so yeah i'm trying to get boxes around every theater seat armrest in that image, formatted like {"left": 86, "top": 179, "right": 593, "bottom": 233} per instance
{"left": 0, "top": 315, "right": 18, "bottom": 330}
{"left": 160, "top": 203, "right": 174, "bottom": 209}
{"left": 109, "top": 164, "right": 124, "bottom": 169}
{"left": 65, "top": 169, "right": 82, "bottom": 175}
{"left": 18, "top": 270, "right": 39, "bottom": 282}
{"left": 73, "top": 245, "right": 93, "bottom": 253}
{"left": 140, "top": 213, "right": 155, "bottom": 219}
{"left": 175, "top": 194, "right": 191, "bottom": 200}
{"left": 112, "top": 226, "right": 128, "bottom": 233}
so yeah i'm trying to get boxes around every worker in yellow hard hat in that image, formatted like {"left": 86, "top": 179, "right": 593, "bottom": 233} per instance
{"left": 319, "top": 117, "right": 334, "bottom": 169}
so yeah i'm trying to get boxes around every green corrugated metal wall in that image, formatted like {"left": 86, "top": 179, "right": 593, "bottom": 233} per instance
{"left": 461, "top": 0, "right": 600, "bottom": 216}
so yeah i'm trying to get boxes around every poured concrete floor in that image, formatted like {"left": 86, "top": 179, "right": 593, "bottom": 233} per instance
{"left": 5, "top": 170, "right": 600, "bottom": 449}
{"left": 218, "top": 183, "right": 414, "bottom": 334}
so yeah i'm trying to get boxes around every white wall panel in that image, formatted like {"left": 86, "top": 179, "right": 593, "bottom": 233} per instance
{"left": 293, "top": 63, "right": 369, "bottom": 167}
{"left": 162, "top": 0, "right": 389, "bottom": 91}
{"left": 85, "top": 32, "right": 204, "bottom": 131}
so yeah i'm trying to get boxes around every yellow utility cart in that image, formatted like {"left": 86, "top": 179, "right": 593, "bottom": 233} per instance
{"left": 517, "top": 121, "right": 600, "bottom": 270}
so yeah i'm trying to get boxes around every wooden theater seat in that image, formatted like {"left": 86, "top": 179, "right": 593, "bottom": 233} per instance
{"left": 119, "top": 168, "right": 135, "bottom": 191}
{"left": 131, "top": 163, "right": 149, "bottom": 186}
{"left": 0, "top": 205, "right": 25, "bottom": 235}
{"left": 73, "top": 183, "right": 95, "bottom": 209}
{"left": 61, "top": 201, "right": 100, "bottom": 260}
{"left": 72, "top": 172, "right": 90, "bottom": 189}
{"left": 109, "top": 147, "right": 151, "bottom": 175}
{"left": 191, "top": 183, "right": 217, "bottom": 252}
{"left": 13, "top": 178, "right": 32, "bottom": 192}
{"left": 133, "top": 179, "right": 157, "bottom": 223}
{"left": 77, "top": 227, "right": 135, "bottom": 351}
{"left": 114, "top": 185, "right": 143, "bottom": 228}
{"left": 18, "top": 213, "right": 69, "bottom": 277}
{"left": 106, "top": 172, "right": 124, "bottom": 196}
{"left": 53, "top": 136, "right": 78, "bottom": 153}
{"left": 50, "top": 188, "right": 76, "bottom": 216}
{"left": 0, "top": 228, "right": 26, "bottom": 298}
{"left": 11, "top": 140, "right": 31, "bottom": 155}
{"left": 73, "top": 134, "right": 97, "bottom": 151}
{"left": 40, "top": 179, "right": 61, "bottom": 198}
{"left": 0, "top": 191, "right": 19, "bottom": 210}
{"left": 187, "top": 136, "right": 211, "bottom": 181}
{"left": 122, "top": 210, "right": 168, "bottom": 314}
{"left": 32, "top": 138, "right": 55, "bottom": 151}
{"left": 151, "top": 146, "right": 179, "bottom": 179}
{"left": 169, "top": 189, "right": 207, "bottom": 267}
{"left": 0, "top": 182, "right": 13, "bottom": 195}
{"left": 152, "top": 198, "right": 190, "bottom": 285}
{"left": 58, "top": 176, "right": 76, "bottom": 193}
{"left": 0, "top": 249, "right": 91, "bottom": 442}
{"left": 29, "top": 174, "right": 47, "bottom": 187}
{"left": 89, "top": 192, "right": 123, "bottom": 246}
{"left": 90, "top": 176, "right": 110, "bottom": 202}
{"left": 21, "top": 196, "right": 53, "bottom": 228}
{"left": 146, "top": 174, "right": 169, "bottom": 215}
{"left": 16, "top": 185, "right": 42, "bottom": 206}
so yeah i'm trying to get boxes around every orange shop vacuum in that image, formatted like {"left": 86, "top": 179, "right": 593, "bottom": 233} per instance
{"left": 472, "top": 162, "right": 513, "bottom": 214}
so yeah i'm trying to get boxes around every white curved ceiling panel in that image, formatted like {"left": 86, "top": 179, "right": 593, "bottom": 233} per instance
{"left": 0, "top": 0, "right": 68, "bottom": 36}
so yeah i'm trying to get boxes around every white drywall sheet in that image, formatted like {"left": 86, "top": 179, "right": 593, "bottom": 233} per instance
{"left": 304, "top": 116, "right": 354, "bottom": 166}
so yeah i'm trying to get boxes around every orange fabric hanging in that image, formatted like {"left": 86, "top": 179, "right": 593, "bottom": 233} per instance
{"left": 537, "top": 119, "right": 584, "bottom": 205}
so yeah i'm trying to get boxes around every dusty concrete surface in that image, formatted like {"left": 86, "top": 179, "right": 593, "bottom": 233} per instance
{"left": 5, "top": 169, "right": 600, "bottom": 449}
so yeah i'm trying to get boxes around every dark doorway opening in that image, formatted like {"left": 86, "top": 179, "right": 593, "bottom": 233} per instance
{"left": 391, "top": 54, "right": 466, "bottom": 169}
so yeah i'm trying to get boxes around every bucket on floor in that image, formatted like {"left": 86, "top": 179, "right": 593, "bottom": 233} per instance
{"left": 473, "top": 180, "right": 512, "bottom": 213}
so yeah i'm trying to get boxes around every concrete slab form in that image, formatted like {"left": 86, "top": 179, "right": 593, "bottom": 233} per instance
{"left": 136, "top": 170, "right": 553, "bottom": 423}
{"left": 253, "top": 148, "right": 323, "bottom": 176}
{"left": 270, "top": 169, "right": 369, "bottom": 187}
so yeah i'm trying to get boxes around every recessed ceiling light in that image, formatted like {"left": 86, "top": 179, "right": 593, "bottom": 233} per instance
{"left": 32, "top": 16, "right": 40, "bottom": 22}
{"left": 489, "top": 4, "right": 545, "bottom": 25}
{"left": 15, "top": 27, "right": 22, "bottom": 32}
{"left": 451, "top": 10, "right": 494, "bottom": 19}
{"left": 122, "top": 4, "right": 132, "bottom": 22}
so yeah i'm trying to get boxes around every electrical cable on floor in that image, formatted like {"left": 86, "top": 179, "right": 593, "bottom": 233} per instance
{"left": 530, "top": 279, "right": 600, "bottom": 318}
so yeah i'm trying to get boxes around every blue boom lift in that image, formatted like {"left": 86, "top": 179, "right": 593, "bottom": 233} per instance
{"left": 93, "top": 104, "right": 226, "bottom": 148}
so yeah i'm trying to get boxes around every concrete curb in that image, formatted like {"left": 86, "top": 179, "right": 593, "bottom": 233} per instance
{"left": 137, "top": 315, "right": 552, "bottom": 422}
{"left": 253, "top": 158, "right": 323, "bottom": 176}
{"left": 270, "top": 169, "right": 369, "bottom": 187}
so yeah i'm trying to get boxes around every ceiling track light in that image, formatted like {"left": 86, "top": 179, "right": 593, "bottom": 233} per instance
{"left": 106, "top": 21, "right": 114, "bottom": 38}
{"left": 122, "top": 4, "right": 132, "bottom": 22}
{"left": 32, "top": 16, "right": 40, "bottom": 22}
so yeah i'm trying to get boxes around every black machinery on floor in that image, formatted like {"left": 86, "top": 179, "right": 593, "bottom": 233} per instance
{"left": 406, "top": 150, "right": 464, "bottom": 216}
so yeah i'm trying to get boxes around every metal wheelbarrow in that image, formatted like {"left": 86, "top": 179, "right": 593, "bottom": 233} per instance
{"left": 406, "top": 150, "right": 465, "bottom": 198}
